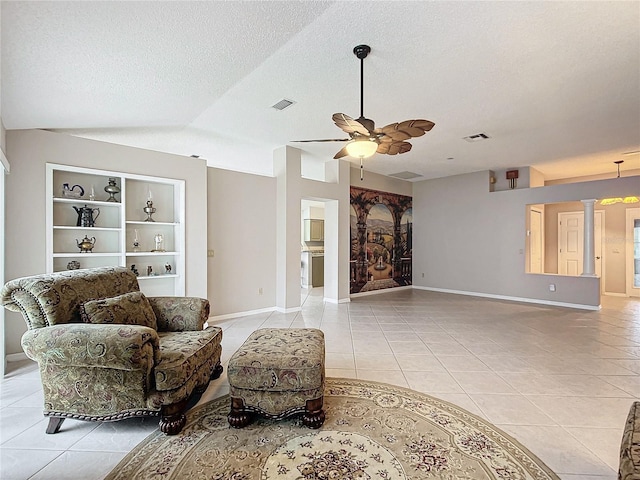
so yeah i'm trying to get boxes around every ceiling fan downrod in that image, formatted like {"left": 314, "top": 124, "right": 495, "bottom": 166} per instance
{"left": 353, "top": 45, "right": 371, "bottom": 121}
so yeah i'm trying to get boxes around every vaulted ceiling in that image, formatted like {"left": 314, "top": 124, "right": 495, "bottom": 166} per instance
{"left": 2, "top": 1, "right": 639, "bottom": 180}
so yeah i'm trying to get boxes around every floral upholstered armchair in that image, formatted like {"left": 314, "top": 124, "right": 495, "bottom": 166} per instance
{"left": 1, "top": 266, "right": 223, "bottom": 435}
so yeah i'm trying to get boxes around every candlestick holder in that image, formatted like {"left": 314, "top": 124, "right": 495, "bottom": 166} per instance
{"left": 143, "top": 200, "right": 156, "bottom": 222}
{"left": 132, "top": 229, "right": 141, "bottom": 252}
{"left": 152, "top": 233, "right": 165, "bottom": 252}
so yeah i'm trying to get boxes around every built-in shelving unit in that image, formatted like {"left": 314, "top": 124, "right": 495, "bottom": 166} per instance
{"left": 46, "top": 163, "right": 186, "bottom": 296}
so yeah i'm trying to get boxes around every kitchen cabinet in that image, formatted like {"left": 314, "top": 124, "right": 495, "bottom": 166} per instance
{"left": 303, "top": 219, "right": 324, "bottom": 241}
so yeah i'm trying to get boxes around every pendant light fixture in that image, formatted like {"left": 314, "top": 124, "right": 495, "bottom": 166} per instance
{"left": 600, "top": 160, "right": 639, "bottom": 205}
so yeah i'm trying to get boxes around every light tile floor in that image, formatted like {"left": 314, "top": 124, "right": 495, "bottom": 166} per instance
{"left": 1, "top": 288, "right": 639, "bottom": 479}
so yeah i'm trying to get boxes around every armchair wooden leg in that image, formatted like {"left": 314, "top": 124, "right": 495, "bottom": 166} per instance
{"left": 211, "top": 361, "right": 223, "bottom": 380}
{"left": 46, "top": 417, "right": 65, "bottom": 434}
{"left": 159, "top": 399, "right": 188, "bottom": 435}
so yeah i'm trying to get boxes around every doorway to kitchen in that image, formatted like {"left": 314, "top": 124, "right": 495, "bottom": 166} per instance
{"left": 301, "top": 199, "right": 325, "bottom": 291}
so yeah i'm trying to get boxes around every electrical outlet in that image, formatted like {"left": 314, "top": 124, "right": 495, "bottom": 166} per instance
{"left": 259, "top": 288, "right": 263, "bottom": 295}
{"left": 549, "top": 284, "right": 556, "bottom": 292}
{"left": 207, "top": 249, "right": 214, "bottom": 257}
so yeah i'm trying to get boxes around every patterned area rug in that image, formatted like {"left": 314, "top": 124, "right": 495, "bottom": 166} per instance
{"left": 105, "top": 378, "right": 559, "bottom": 480}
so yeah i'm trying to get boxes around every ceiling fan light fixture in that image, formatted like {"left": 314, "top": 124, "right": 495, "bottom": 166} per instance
{"left": 345, "top": 138, "right": 378, "bottom": 158}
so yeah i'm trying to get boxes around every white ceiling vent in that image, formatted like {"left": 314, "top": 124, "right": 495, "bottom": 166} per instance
{"left": 388, "top": 171, "right": 423, "bottom": 180}
{"left": 463, "top": 133, "right": 490, "bottom": 142}
{"left": 271, "top": 98, "right": 296, "bottom": 111}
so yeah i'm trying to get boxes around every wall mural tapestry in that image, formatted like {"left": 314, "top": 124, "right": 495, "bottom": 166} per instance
{"left": 350, "top": 186, "right": 412, "bottom": 294}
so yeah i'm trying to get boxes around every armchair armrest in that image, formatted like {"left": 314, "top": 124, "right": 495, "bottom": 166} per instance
{"left": 147, "top": 297, "right": 210, "bottom": 331}
{"left": 21, "top": 323, "right": 160, "bottom": 370}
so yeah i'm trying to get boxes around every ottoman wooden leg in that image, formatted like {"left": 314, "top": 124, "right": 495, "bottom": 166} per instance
{"left": 302, "top": 397, "right": 325, "bottom": 429}
{"left": 228, "top": 397, "right": 252, "bottom": 428}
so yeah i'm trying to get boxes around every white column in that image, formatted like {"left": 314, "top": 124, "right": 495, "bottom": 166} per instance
{"left": 581, "top": 199, "right": 597, "bottom": 277}
{"left": 274, "top": 146, "right": 303, "bottom": 312}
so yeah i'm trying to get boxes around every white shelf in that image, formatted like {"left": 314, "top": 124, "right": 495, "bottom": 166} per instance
{"left": 53, "top": 197, "right": 122, "bottom": 207}
{"left": 53, "top": 226, "right": 121, "bottom": 232}
{"left": 136, "top": 274, "right": 179, "bottom": 280}
{"left": 126, "top": 251, "right": 178, "bottom": 256}
{"left": 47, "top": 163, "right": 186, "bottom": 296}
{"left": 126, "top": 220, "right": 179, "bottom": 226}
{"left": 53, "top": 252, "right": 121, "bottom": 258}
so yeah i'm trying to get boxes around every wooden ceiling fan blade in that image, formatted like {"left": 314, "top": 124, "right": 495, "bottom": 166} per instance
{"left": 332, "top": 113, "right": 370, "bottom": 136}
{"left": 333, "top": 146, "right": 350, "bottom": 159}
{"left": 376, "top": 143, "right": 391, "bottom": 154}
{"left": 382, "top": 130, "right": 411, "bottom": 142}
{"left": 411, "top": 119, "right": 435, "bottom": 132}
{"left": 291, "top": 138, "right": 350, "bottom": 143}
{"left": 397, "top": 125, "right": 426, "bottom": 138}
{"left": 385, "top": 141, "right": 413, "bottom": 155}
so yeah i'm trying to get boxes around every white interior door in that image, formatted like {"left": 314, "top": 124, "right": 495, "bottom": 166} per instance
{"left": 558, "top": 211, "right": 603, "bottom": 283}
{"left": 529, "top": 208, "right": 543, "bottom": 273}
{"left": 626, "top": 208, "right": 640, "bottom": 297}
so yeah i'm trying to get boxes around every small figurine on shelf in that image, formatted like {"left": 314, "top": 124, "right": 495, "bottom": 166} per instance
{"left": 143, "top": 200, "right": 156, "bottom": 222}
{"left": 152, "top": 233, "right": 165, "bottom": 252}
{"left": 76, "top": 235, "right": 96, "bottom": 253}
{"left": 130, "top": 264, "right": 139, "bottom": 276}
{"left": 164, "top": 263, "right": 172, "bottom": 275}
{"left": 62, "top": 183, "right": 84, "bottom": 198}
{"left": 67, "top": 260, "right": 80, "bottom": 270}
{"left": 132, "top": 229, "right": 141, "bottom": 252}
{"left": 147, "top": 265, "right": 153, "bottom": 276}
{"left": 104, "top": 178, "right": 120, "bottom": 202}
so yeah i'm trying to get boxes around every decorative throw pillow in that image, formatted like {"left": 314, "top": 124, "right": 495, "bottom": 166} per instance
{"left": 80, "top": 291, "right": 158, "bottom": 330}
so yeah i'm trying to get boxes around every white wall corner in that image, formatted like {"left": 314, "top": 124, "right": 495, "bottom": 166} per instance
{"left": 0, "top": 148, "right": 9, "bottom": 174}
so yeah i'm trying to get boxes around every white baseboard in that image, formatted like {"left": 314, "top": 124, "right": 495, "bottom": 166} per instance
{"left": 6, "top": 352, "right": 28, "bottom": 363}
{"left": 209, "top": 306, "right": 277, "bottom": 322}
{"left": 413, "top": 286, "right": 601, "bottom": 311}
{"left": 603, "top": 292, "right": 627, "bottom": 297}
{"left": 324, "top": 297, "right": 350, "bottom": 304}
{"left": 275, "top": 306, "right": 302, "bottom": 313}
{"left": 350, "top": 285, "right": 413, "bottom": 298}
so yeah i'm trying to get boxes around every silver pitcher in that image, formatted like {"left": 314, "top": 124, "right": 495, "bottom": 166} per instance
{"left": 73, "top": 205, "right": 100, "bottom": 227}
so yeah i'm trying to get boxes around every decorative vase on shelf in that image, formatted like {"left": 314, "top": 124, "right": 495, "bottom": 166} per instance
{"left": 143, "top": 200, "right": 156, "bottom": 222}
{"left": 152, "top": 233, "right": 165, "bottom": 252}
{"left": 132, "top": 229, "right": 141, "bottom": 252}
{"left": 104, "top": 178, "right": 120, "bottom": 202}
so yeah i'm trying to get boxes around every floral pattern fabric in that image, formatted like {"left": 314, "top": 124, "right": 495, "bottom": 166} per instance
{"left": 148, "top": 297, "right": 209, "bottom": 331}
{"left": 619, "top": 401, "right": 640, "bottom": 480}
{"left": 80, "top": 291, "right": 158, "bottom": 330}
{"left": 1, "top": 266, "right": 223, "bottom": 422}
{"left": 155, "top": 327, "right": 223, "bottom": 391}
{"left": 104, "top": 378, "right": 560, "bottom": 480}
{"left": 228, "top": 328, "right": 325, "bottom": 416}
{"left": 1, "top": 266, "right": 139, "bottom": 328}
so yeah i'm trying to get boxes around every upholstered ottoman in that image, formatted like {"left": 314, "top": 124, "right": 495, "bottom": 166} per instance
{"left": 227, "top": 328, "right": 325, "bottom": 429}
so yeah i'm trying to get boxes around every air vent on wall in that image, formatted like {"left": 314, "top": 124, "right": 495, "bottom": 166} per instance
{"left": 463, "top": 133, "right": 490, "bottom": 142}
{"left": 388, "top": 171, "right": 423, "bottom": 180}
{"left": 271, "top": 99, "right": 296, "bottom": 111}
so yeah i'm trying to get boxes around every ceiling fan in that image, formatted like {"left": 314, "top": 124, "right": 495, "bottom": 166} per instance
{"left": 292, "top": 44, "right": 435, "bottom": 179}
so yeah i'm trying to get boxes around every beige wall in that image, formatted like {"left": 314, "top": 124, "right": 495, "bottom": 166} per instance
{"left": 544, "top": 200, "right": 632, "bottom": 294}
{"left": 350, "top": 168, "right": 412, "bottom": 196}
{"left": 207, "top": 167, "right": 277, "bottom": 315}
{"left": 4, "top": 129, "right": 208, "bottom": 355}
{"left": 413, "top": 171, "right": 639, "bottom": 308}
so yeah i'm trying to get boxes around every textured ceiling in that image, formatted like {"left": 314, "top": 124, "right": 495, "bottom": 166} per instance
{"left": 2, "top": 1, "right": 639, "bottom": 181}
